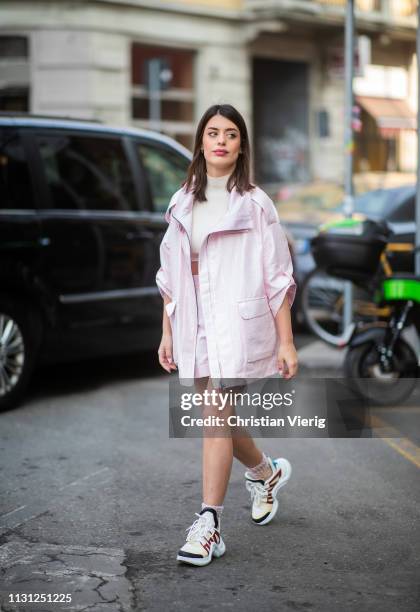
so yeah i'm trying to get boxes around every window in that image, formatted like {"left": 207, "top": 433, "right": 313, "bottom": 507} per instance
{"left": 0, "top": 88, "right": 29, "bottom": 112}
{"left": 353, "top": 190, "right": 394, "bottom": 219}
{"left": 0, "top": 36, "right": 28, "bottom": 58}
{"left": 137, "top": 140, "right": 189, "bottom": 213}
{"left": 0, "top": 36, "right": 30, "bottom": 112}
{"left": 353, "top": 188, "right": 415, "bottom": 223}
{"left": 131, "top": 43, "right": 195, "bottom": 150}
{"left": 388, "top": 195, "right": 415, "bottom": 223}
{"left": 36, "top": 133, "right": 137, "bottom": 211}
{"left": 0, "top": 129, "right": 34, "bottom": 209}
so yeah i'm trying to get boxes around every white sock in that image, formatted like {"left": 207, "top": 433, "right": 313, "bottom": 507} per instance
{"left": 246, "top": 452, "right": 273, "bottom": 481}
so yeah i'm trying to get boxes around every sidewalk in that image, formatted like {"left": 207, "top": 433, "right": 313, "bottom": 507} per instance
{"left": 298, "top": 339, "right": 346, "bottom": 376}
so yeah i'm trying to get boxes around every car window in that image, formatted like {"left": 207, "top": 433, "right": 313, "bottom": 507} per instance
{"left": 352, "top": 190, "right": 395, "bottom": 219}
{"left": 350, "top": 188, "right": 415, "bottom": 222}
{"left": 388, "top": 195, "right": 415, "bottom": 223}
{"left": 335, "top": 188, "right": 412, "bottom": 221}
{"left": 36, "top": 132, "right": 137, "bottom": 211}
{"left": 0, "top": 128, "right": 35, "bottom": 209}
{"left": 137, "top": 140, "right": 189, "bottom": 213}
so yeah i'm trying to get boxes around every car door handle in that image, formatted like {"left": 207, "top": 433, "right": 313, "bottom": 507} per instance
{"left": 125, "top": 230, "right": 154, "bottom": 241}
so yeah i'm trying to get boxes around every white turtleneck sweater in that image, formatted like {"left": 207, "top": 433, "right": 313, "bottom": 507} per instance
{"left": 191, "top": 173, "right": 230, "bottom": 260}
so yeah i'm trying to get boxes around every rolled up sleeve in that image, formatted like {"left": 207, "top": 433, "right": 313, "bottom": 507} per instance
{"left": 155, "top": 227, "right": 172, "bottom": 301}
{"left": 262, "top": 208, "right": 297, "bottom": 318}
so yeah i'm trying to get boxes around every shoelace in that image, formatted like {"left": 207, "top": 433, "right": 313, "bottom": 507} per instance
{"left": 185, "top": 513, "right": 214, "bottom": 542}
{"left": 246, "top": 480, "right": 269, "bottom": 506}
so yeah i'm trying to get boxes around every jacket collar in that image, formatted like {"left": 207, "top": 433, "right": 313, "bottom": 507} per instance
{"left": 166, "top": 184, "right": 254, "bottom": 241}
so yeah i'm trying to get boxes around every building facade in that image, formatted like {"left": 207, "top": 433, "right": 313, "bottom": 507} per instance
{"left": 0, "top": 0, "right": 417, "bottom": 189}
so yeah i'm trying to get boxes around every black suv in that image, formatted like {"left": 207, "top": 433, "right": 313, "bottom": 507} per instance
{"left": 0, "top": 114, "right": 192, "bottom": 410}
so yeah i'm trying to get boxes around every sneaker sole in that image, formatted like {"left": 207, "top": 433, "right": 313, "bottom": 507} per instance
{"left": 176, "top": 540, "right": 226, "bottom": 566}
{"left": 252, "top": 458, "right": 292, "bottom": 526}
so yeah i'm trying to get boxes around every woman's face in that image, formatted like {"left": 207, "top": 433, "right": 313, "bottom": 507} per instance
{"left": 201, "top": 114, "right": 242, "bottom": 176}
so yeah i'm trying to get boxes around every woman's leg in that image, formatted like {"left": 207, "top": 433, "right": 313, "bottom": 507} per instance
{"left": 195, "top": 377, "right": 234, "bottom": 506}
{"left": 177, "top": 376, "right": 229, "bottom": 566}
{"left": 218, "top": 383, "right": 263, "bottom": 468}
{"left": 194, "top": 378, "right": 272, "bottom": 505}
{"left": 225, "top": 385, "right": 272, "bottom": 476}
{"left": 232, "top": 429, "right": 264, "bottom": 468}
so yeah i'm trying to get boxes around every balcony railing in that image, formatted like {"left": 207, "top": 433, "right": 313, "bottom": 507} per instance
{"left": 318, "top": 0, "right": 416, "bottom": 18}
{"left": 245, "top": 1, "right": 417, "bottom": 21}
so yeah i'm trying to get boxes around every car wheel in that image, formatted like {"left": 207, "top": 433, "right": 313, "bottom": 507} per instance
{"left": 0, "top": 298, "right": 43, "bottom": 412}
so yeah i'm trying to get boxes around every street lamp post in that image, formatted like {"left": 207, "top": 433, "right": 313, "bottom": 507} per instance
{"left": 342, "top": 0, "right": 355, "bottom": 333}
{"left": 416, "top": 1, "right": 420, "bottom": 275}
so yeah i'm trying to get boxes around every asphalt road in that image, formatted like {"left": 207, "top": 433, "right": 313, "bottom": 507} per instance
{"left": 0, "top": 337, "right": 419, "bottom": 612}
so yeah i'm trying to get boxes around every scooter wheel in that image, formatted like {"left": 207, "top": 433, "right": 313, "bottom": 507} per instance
{"left": 344, "top": 338, "right": 419, "bottom": 406}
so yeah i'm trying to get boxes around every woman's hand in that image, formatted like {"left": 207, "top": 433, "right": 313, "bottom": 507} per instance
{"left": 277, "top": 341, "right": 298, "bottom": 379}
{"left": 158, "top": 332, "right": 178, "bottom": 373}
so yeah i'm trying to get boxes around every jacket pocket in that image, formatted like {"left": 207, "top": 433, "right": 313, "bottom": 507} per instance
{"left": 165, "top": 300, "right": 178, "bottom": 363}
{"left": 238, "top": 296, "right": 277, "bottom": 362}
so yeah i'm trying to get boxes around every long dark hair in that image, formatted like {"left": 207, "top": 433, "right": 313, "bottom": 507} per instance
{"left": 182, "top": 104, "right": 255, "bottom": 204}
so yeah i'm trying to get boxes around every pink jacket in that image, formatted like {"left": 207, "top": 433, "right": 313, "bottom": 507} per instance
{"left": 156, "top": 182, "right": 297, "bottom": 385}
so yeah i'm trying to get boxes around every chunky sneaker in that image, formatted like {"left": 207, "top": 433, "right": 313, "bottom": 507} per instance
{"left": 245, "top": 457, "right": 292, "bottom": 525}
{"left": 176, "top": 507, "right": 226, "bottom": 566}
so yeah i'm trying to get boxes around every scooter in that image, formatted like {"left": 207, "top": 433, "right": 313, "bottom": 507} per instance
{"left": 344, "top": 269, "right": 419, "bottom": 405}
{"left": 311, "top": 220, "right": 419, "bottom": 405}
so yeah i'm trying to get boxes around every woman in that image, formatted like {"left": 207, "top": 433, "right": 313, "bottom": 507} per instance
{"left": 156, "top": 104, "right": 298, "bottom": 567}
